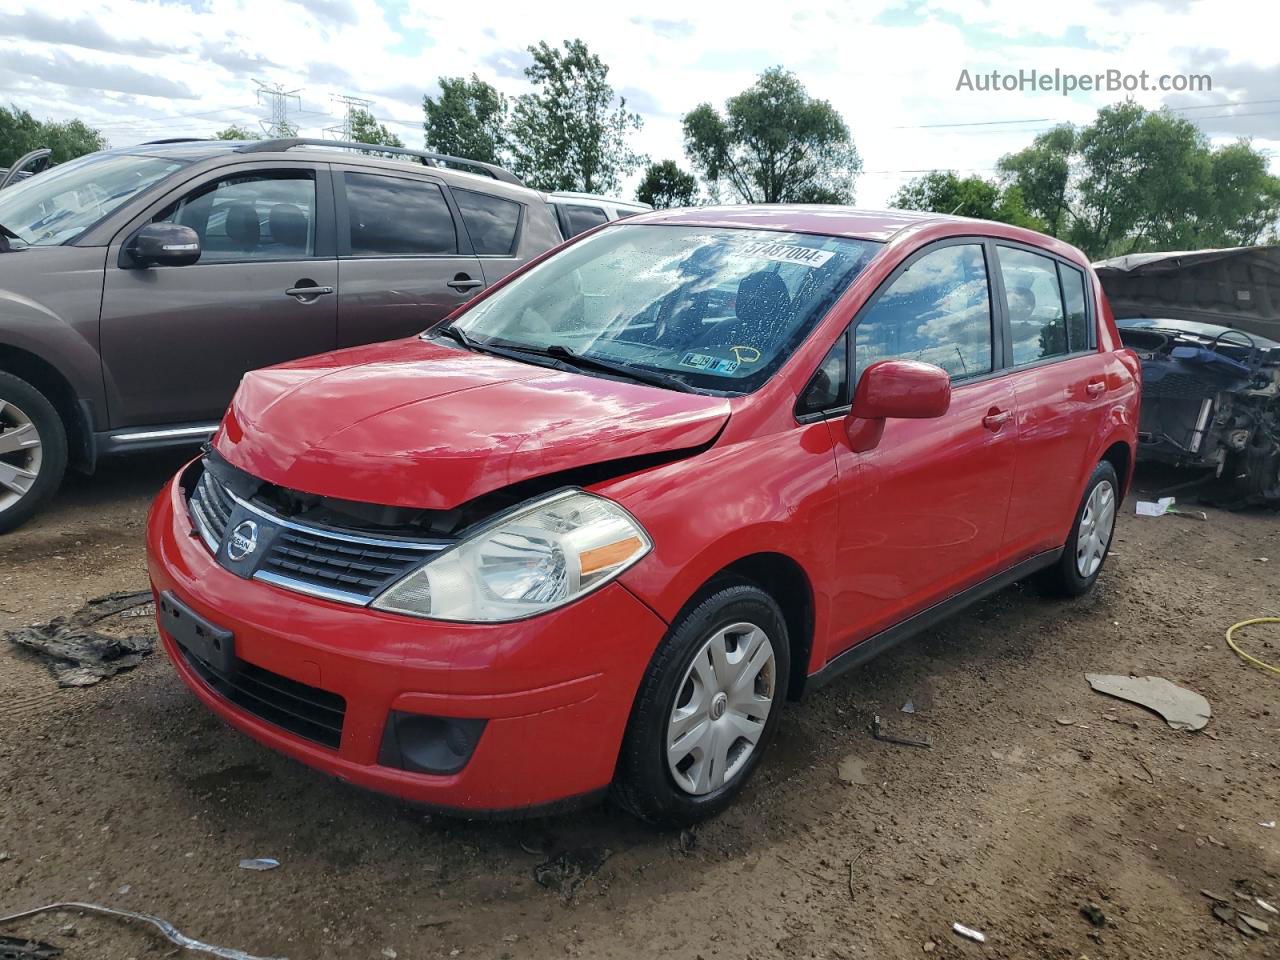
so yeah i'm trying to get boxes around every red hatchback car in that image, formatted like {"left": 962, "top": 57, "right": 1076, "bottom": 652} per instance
{"left": 147, "top": 207, "right": 1139, "bottom": 824}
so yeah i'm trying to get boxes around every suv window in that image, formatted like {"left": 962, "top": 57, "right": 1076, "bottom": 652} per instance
{"left": 998, "top": 246, "right": 1069, "bottom": 364}
{"left": 854, "top": 243, "right": 994, "bottom": 383}
{"left": 1059, "top": 262, "right": 1091, "bottom": 350}
{"left": 454, "top": 189, "right": 521, "bottom": 255}
{"left": 562, "top": 204, "right": 609, "bottom": 237}
{"left": 156, "top": 171, "right": 316, "bottom": 261}
{"left": 344, "top": 172, "right": 456, "bottom": 256}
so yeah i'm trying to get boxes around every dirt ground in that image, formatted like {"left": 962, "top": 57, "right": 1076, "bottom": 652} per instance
{"left": 1, "top": 453, "right": 1277, "bottom": 960}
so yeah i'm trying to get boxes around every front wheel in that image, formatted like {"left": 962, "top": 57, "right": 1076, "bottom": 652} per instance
{"left": 613, "top": 583, "right": 790, "bottom": 825}
{"left": 0, "top": 372, "right": 68, "bottom": 534}
{"left": 1037, "top": 460, "right": 1119, "bottom": 597}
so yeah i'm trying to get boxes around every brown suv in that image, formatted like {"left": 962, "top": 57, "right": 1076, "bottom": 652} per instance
{"left": 0, "top": 138, "right": 562, "bottom": 531}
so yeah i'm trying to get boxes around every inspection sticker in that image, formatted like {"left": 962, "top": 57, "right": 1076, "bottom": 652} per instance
{"left": 732, "top": 240, "right": 834, "bottom": 268}
{"left": 680, "top": 352, "right": 740, "bottom": 375}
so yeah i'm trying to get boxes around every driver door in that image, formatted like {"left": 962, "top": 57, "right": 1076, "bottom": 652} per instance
{"left": 100, "top": 162, "right": 338, "bottom": 428}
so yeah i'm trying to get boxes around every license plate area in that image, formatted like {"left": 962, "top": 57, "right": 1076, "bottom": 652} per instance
{"left": 158, "top": 591, "right": 237, "bottom": 674}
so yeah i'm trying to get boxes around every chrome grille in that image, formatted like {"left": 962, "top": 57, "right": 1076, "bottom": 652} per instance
{"left": 187, "top": 464, "right": 452, "bottom": 606}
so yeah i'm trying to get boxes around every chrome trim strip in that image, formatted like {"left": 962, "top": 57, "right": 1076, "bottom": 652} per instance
{"left": 222, "top": 487, "right": 452, "bottom": 552}
{"left": 188, "top": 495, "right": 220, "bottom": 554}
{"left": 253, "top": 569, "right": 373, "bottom": 607}
{"left": 111, "top": 424, "right": 219, "bottom": 443}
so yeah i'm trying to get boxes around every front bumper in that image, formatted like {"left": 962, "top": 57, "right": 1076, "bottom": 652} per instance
{"left": 146, "top": 471, "right": 668, "bottom": 814}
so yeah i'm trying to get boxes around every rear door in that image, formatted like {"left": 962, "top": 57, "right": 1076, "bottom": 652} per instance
{"left": 995, "top": 244, "right": 1111, "bottom": 558}
{"left": 334, "top": 168, "right": 485, "bottom": 348}
{"left": 824, "top": 240, "right": 1019, "bottom": 654}
{"left": 100, "top": 161, "right": 337, "bottom": 428}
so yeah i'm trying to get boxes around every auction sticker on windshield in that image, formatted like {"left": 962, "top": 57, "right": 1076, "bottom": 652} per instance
{"left": 680, "top": 352, "right": 740, "bottom": 375}
{"left": 731, "top": 240, "right": 835, "bottom": 268}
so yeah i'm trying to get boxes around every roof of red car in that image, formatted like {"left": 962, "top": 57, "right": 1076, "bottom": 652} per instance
{"left": 625, "top": 205, "right": 958, "bottom": 242}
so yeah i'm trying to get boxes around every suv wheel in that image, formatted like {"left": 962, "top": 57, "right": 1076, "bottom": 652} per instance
{"left": 0, "top": 372, "right": 68, "bottom": 534}
{"left": 1037, "top": 459, "right": 1119, "bottom": 597}
{"left": 613, "top": 583, "right": 790, "bottom": 825}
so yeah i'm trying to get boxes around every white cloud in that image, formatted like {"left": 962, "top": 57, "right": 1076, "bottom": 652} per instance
{"left": 0, "top": 0, "right": 1274, "bottom": 205}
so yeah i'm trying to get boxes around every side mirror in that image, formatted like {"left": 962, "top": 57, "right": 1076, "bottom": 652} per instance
{"left": 845, "top": 359, "right": 951, "bottom": 452}
{"left": 123, "top": 223, "right": 201, "bottom": 268}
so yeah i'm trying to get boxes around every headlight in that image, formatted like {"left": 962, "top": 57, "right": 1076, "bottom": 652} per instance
{"left": 371, "top": 490, "right": 651, "bottom": 622}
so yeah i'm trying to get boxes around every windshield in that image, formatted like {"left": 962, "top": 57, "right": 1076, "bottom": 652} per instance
{"left": 445, "top": 224, "right": 881, "bottom": 392}
{"left": 1118, "top": 316, "right": 1280, "bottom": 350}
{"left": 0, "top": 152, "right": 186, "bottom": 247}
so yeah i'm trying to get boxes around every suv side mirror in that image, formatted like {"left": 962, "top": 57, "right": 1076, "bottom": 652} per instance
{"left": 845, "top": 359, "right": 951, "bottom": 452}
{"left": 123, "top": 223, "right": 202, "bottom": 268}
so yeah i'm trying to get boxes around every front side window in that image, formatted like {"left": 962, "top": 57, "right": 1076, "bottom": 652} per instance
{"left": 854, "top": 243, "right": 994, "bottom": 384}
{"left": 344, "top": 173, "right": 456, "bottom": 256}
{"left": 447, "top": 225, "right": 881, "bottom": 393}
{"left": 454, "top": 189, "right": 521, "bottom": 255}
{"left": 156, "top": 172, "right": 316, "bottom": 261}
{"left": 0, "top": 153, "right": 185, "bottom": 247}
{"left": 999, "top": 246, "right": 1069, "bottom": 365}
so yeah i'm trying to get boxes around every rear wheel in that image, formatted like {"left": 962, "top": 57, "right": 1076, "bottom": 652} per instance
{"left": 613, "top": 583, "right": 789, "bottom": 825}
{"left": 0, "top": 372, "right": 68, "bottom": 534}
{"left": 1037, "top": 460, "right": 1118, "bottom": 597}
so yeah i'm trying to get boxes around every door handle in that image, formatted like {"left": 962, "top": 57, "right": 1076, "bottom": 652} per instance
{"left": 1086, "top": 380, "right": 1106, "bottom": 396}
{"left": 286, "top": 283, "right": 334, "bottom": 301}
{"left": 982, "top": 408, "right": 1012, "bottom": 431}
{"left": 447, "top": 275, "right": 484, "bottom": 291}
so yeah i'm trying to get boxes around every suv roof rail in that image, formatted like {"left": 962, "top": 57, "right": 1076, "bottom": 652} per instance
{"left": 236, "top": 138, "right": 524, "bottom": 186}
{"left": 141, "top": 137, "right": 214, "bottom": 145}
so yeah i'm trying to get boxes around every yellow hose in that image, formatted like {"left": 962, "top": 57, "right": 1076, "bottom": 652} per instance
{"left": 1225, "top": 618, "right": 1280, "bottom": 676}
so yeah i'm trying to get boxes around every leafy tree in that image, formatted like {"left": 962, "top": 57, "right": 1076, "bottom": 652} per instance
{"left": 891, "top": 171, "right": 1042, "bottom": 230}
{"left": 507, "top": 39, "right": 644, "bottom": 193}
{"left": 636, "top": 160, "right": 697, "bottom": 208}
{"left": 682, "top": 68, "right": 861, "bottom": 204}
{"left": 214, "top": 124, "right": 256, "bottom": 141}
{"left": 1, "top": 104, "right": 106, "bottom": 167}
{"left": 424, "top": 74, "right": 507, "bottom": 164}
{"left": 348, "top": 109, "right": 404, "bottom": 148}
{"left": 998, "top": 101, "right": 1280, "bottom": 257}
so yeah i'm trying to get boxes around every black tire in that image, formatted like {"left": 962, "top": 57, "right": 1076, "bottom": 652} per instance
{"left": 0, "top": 371, "right": 68, "bottom": 534}
{"left": 613, "top": 582, "right": 790, "bottom": 826}
{"left": 1036, "top": 460, "right": 1119, "bottom": 598}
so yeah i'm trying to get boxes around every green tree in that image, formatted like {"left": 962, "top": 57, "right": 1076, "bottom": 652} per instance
{"left": 214, "top": 124, "right": 256, "bottom": 141}
{"left": 424, "top": 74, "right": 507, "bottom": 164}
{"left": 636, "top": 159, "right": 697, "bottom": 208}
{"left": 682, "top": 67, "right": 861, "bottom": 204}
{"left": 1, "top": 104, "right": 106, "bottom": 167}
{"left": 891, "top": 171, "right": 1042, "bottom": 229}
{"left": 349, "top": 109, "right": 404, "bottom": 148}
{"left": 996, "top": 124, "right": 1075, "bottom": 236}
{"left": 507, "top": 39, "right": 644, "bottom": 193}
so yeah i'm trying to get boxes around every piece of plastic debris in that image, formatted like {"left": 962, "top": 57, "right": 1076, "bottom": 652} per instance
{"left": 870, "top": 715, "right": 932, "bottom": 748}
{"left": 381, "top": 949, "right": 397, "bottom": 959}
{"left": 1201, "top": 890, "right": 1230, "bottom": 903}
{"left": 533, "top": 848, "right": 611, "bottom": 899}
{"left": 1260, "top": 821, "right": 1276, "bottom": 829}
{"left": 0, "top": 934, "right": 62, "bottom": 959}
{"left": 1240, "top": 915, "right": 1269, "bottom": 934}
{"left": 1257, "top": 899, "right": 1278, "bottom": 915}
{"left": 1056, "top": 716, "right": 1077, "bottom": 726}
{"left": 116, "top": 885, "right": 130, "bottom": 895}
{"left": 1080, "top": 903, "right": 1106, "bottom": 927}
{"left": 1135, "top": 497, "right": 1175, "bottom": 517}
{"left": 1084, "top": 674, "right": 1212, "bottom": 731}
{"left": 900, "top": 699, "right": 915, "bottom": 714}
{"left": 837, "top": 755, "right": 870, "bottom": 786}
{"left": 0, "top": 902, "right": 285, "bottom": 960}
{"left": 2, "top": 592, "right": 155, "bottom": 686}
{"left": 238, "top": 859, "right": 280, "bottom": 872}
{"left": 951, "top": 923, "right": 985, "bottom": 943}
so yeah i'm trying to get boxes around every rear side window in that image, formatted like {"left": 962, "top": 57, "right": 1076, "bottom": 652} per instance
{"left": 1059, "top": 263, "right": 1090, "bottom": 350}
{"left": 854, "top": 243, "right": 994, "bottom": 383}
{"left": 998, "top": 246, "right": 1069, "bottom": 364}
{"left": 343, "top": 172, "right": 456, "bottom": 256}
{"left": 454, "top": 189, "right": 521, "bottom": 255}
{"left": 562, "top": 204, "right": 609, "bottom": 237}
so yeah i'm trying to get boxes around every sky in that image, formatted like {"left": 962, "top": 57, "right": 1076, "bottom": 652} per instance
{"left": 1, "top": 0, "right": 1277, "bottom": 206}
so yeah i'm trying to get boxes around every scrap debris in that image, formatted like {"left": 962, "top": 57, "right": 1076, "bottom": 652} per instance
{"left": 1084, "top": 674, "right": 1212, "bottom": 731}
{"left": 870, "top": 715, "right": 932, "bottom": 749}
{"left": 533, "top": 848, "right": 611, "bottom": 899}
{"left": 0, "top": 934, "right": 61, "bottom": 958}
{"left": 237, "top": 859, "right": 280, "bottom": 872}
{"left": 951, "top": 923, "right": 986, "bottom": 943}
{"left": 3, "top": 592, "right": 155, "bottom": 686}
{"left": 0, "top": 902, "right": 284, "bottom": 960}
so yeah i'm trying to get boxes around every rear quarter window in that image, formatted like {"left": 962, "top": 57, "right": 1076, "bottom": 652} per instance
{"left": 454, "top": 189, "right": 521, "bottom": 255}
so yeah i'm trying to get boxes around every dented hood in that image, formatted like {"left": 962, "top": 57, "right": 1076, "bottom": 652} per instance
{"left": 213, "top": 338, "right": 731, "bottom": 510}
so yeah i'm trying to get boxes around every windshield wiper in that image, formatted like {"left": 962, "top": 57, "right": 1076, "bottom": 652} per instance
{"left": 542, "top": 344, "right": 697, "bottom": 393}
{"left": 434, "top": 324, "right": 567, "bottom": 371}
